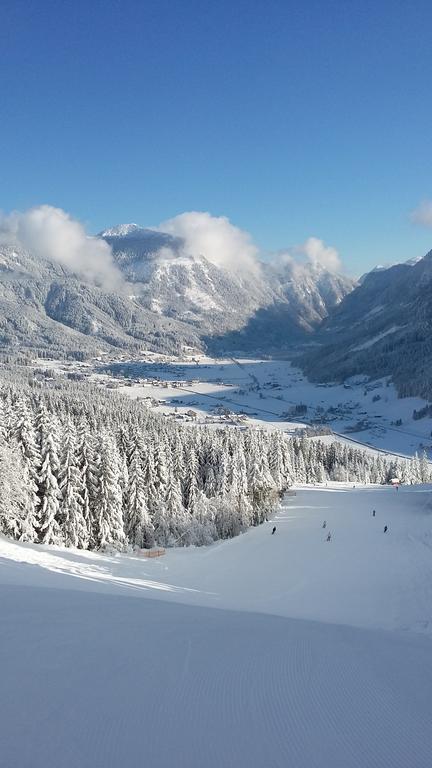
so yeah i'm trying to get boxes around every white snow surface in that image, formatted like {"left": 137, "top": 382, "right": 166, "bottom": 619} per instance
{"left": 351, "top": 325, "right": 403, "bottom": 351}
{"left": 100, "top": 223, "right": 140, "bottom": 237}
{"left": 2, "top": 483, "right": 432, "bottom": 767}
{"left": 185, "top": 284, "right": 220, "bottom": 311}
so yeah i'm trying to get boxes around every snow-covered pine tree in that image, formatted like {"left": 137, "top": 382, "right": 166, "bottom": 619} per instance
{"left": 59, "top": 419, "right": 88, "bottom": 549}
{"left": 187, "top": 490, "right": 217, "bottom": 545}
{"left": 142, "top": 442, "right": 159, "bottom": 515}
{"left": 124, "top": 434, "right": 155, "bottom": 548}
{"left": 247, "top": 432, "right": 278, "bottom": 523}
{"left": 94, "top": 433, "right": 125, "bottom": 550}
{"left": 184, "top": 445, "right": 199, "bottom": 511}
{"left": 164, "top": 450, "right": 187, "bottom": 540}
{"left": 77, "top": 417, "right": 99, "bottom": 547}
{"left": 227, "top": 445, "right": 253, "bottom": 531}
{"left": 37, "top": 405, "right": 63, "bottom": 545}
{"left": 12, "top": 396, "right": 41, "bottom": 532}
{"left": 0, "top": 439, "right": 37, "bottom": 541}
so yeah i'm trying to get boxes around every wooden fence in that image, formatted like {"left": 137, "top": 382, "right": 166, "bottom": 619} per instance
{"left": 139, "top": 548, "right": 166, "bottom": 558}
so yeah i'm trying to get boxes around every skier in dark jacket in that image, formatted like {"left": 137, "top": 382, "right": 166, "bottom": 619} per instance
{"left": 372, "top": 510, "right": 376, "bottom": 517}
{"left": 272, "top": 526, "right": 276, "bottom": 535}
{"left": 322, "top": 520, "right": 327, "bottom": 529}
{"left": 383, "top": 525, "right": 388, "bottom": 533}
{"left": 326, "top": 532, "right": 331, "bottom": 542}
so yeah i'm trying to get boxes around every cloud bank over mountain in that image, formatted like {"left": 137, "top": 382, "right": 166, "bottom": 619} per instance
{"left": 272, "top": 237, "right": 342, "bottom": 273}
{"left": 153, "top": 211, "right": 344, "bottom": 275}
{"left": 156, "top": 211, "right": 261, "bottom": 275}
{"left": 0, "top": 205, "right": 345, "bottom": 284}
{"left": 0, "top": 205, "right": 122, "bottom": 290}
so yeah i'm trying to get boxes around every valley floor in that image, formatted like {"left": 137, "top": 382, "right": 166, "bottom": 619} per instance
{"left": 1, "top": 484, "right": 432, "bottom": 767}
{"left": 87, "top": 356, "right": 432, "bottom": 457}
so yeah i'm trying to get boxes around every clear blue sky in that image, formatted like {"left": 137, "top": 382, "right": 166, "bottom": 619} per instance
{"left": 2, "top": 0, "right": 432, "bottom": 274}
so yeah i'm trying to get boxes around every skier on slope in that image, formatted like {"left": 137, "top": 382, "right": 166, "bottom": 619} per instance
{"left": 383, "top": 525, "right": 388, "bottom": 533}
{"left": 372, "top": 509, "right": 376, "bottom": 517}
{"left": 322, "top": 520, "right": 327, "bottom": 529}
{"left": 326, "top": 532, "right": 331, "bottom": 542}
{"left": 272, "top": 526, "right": 277, "bottom": 535}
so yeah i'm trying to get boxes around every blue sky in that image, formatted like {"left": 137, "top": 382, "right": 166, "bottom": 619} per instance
{"left": 1, "top": 0, "right": 432, "bottom": 275}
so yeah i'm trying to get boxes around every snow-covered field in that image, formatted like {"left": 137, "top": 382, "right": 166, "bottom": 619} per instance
{"left": 101, "top": 356, "right": 432, "bottom": 457}
{"left": 2, "top": 483, "right": 432, "bottom": 767}
{"left": 39, "top": 355, "right": 432, "bottom": 457}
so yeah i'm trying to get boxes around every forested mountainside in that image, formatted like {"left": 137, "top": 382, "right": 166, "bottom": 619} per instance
{"left": 0, "top": 227, "right": 354, "bottom": 360}
{"left": 300, "top": 250, "right": 432, "bottom": 399}
{"left": 0, "top": 369, "right": 423, "bottom": 552}
{"left": 0, "top": 243, "right": 200, "bottom": 358}
{"left": 105, "top": 225, "right": 355, "bottom": 349}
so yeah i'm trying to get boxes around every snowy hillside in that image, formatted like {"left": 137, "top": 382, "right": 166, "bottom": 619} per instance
{"left": 301, "top": 247, "right": 432, "bottom": 399}
{"left": 0, "top": 224, "right": 354, "bottom": 359}
{"left": 0, "top": 241, "right": 202, "bottom": 358}
{"left": 103, "top": 224, "right": 355, "bottom": 346}
{"left": 2, "top": 483, "right": 432, "bottom": 767}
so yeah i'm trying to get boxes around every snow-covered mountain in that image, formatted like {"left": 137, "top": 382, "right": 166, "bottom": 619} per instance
{"left": 301, "top": 248, "right": 432, "bottom": 399}
{"left": 102, "top": 224, "right": 355, "bottom": 351}
{"left": 0, "top": 242, "right": 201, "bottom": 358}
{"left": 0, "top": 223, "right": 354, "bottom": 359}
{"left": 103, "top": 225, "right": 273, "bottom": 330}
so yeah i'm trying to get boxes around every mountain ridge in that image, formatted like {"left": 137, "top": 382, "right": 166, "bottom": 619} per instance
{"left": 299, "top": 248, "right": 432, "bottom": 398}
{"left": 0, "top": 224, "right": 354, "bottom": 360}
{"left": 104, "top": 223, "right": 355, "bottom": 341}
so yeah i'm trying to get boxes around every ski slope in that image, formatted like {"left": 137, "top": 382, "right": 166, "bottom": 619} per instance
{"left": 1, "top": 484, "right": 432, "bottom": 767}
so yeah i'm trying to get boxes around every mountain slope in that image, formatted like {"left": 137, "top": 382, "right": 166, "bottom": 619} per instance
{"left": 103, "top": 225, "right": 355, "bottom": 351}
{"left": 0, "top": 225, "right": 354, "bottom": 360}
{"left": 0, "top": 244, "right": 201, "bottom": 358}
{"left": 300, "top": 249, "right": 432, "bottom": 398}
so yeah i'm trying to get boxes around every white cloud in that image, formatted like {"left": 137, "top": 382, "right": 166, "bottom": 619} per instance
{"left": 299, "top": 237, "right": 341, "bottom": 271}
{"left": 410, "top": 200, "right": 432, "bottom": 228}
{"left": 156, "top": 211, "right": 260, "bottom": 275}
{"left": 272, "top": 237, "right": 342, "bottom": 273}
{"left": 0, "top": 205, "right": 122, "bottom": 290}
{"left": 0, "top": 205, "right": 344, "bottom": 292}
{"left": 156, "top": 215, "right": 343, "bottom": 275}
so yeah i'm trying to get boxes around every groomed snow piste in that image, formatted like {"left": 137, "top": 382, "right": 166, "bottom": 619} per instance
{"left": 1, "top": 483, "right": 432, "bottom": 767}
